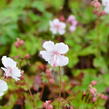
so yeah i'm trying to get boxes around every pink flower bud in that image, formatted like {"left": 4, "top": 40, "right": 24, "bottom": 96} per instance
{"left": 19, "top": 40, "right": 24, "bottom": 45}
{"left": 99, "top": 11, "right": 107, "bottom": 16}
{"left": 24, "top": 54, "right": 31, "bottom": 59}
{"left": 99, "top": 94, "right": 108, "bottom": 100}
{"left": 14, "top": 38, "right": 24, "bottom": 48}
{"left": 91, "top": 0, "right": 101, "bottom": 8}
{"left": 92, "top": 97, "right": 97, "bottom": 102}
{"left": 59, "top": 16, "right": 65, "bottom": 21}
{"left": 46, "top": 69, "right": 52, "bottom": 77}
{"left": 91, "top": 80, "right": 97, "bottom": 86}
{"left": 89, "top": 88, "right": 97, "bottom": 96}
{"left": 49, "top": 78, "right": 55, "bottom": 84}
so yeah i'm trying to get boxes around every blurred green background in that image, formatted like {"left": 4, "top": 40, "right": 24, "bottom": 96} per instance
{"left": 0, "top": 0, "right": 109, "bottom": 109}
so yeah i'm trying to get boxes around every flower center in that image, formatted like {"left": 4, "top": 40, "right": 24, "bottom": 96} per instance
{"left": 53, "top": 51, "right": 60, "bottom": 55}
{"left": 55, "top": 24, "right": 60, "bottom": 29}
{"left": 51, "top": 51, "right": 60, "bottom": 67}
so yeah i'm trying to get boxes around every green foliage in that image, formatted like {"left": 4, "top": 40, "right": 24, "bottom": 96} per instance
{"left": 0, "top": 0, "right": 109, "bottom": 109}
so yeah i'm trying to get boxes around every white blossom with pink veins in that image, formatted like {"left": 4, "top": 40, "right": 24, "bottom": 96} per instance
{"left": 1, "top": 56, "right": 21, "bottom": 81}
{"left": 49, "top": 19, "right": 66, "bottom": 35}
{"left": 0, "top": 80, "right": 8, "bottom": 96}
{"left": 102, "top": 0, "right": 109, "bottom": 13}
{"left": 40, "top": 41, "right": 69, "bottom": 67}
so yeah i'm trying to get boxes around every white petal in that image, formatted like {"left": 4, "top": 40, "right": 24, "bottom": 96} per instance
{"left": 2, "top": 56, "right": 17, "bottom": 68}
{"left": 53, "top": 19, "right": 60, "bottom": 25}
{"left": 48, "top": 55, "right": 57, "bottom": 66}
{"left": 11, "top": 67, "right": 21, "bottom": 81}
{"left": 57, "top": 55, "right": 69, "bottom": 66}
{"left": 50, "top": 27, "right": 58, "bottom": 34}
{"left": 49, "top": 55, "right": 69, "bottom": 67}
{"left": 0, "top": 80, "right": 8, "bottom": 96}
{"left": 43, "top": 41, "right": 55, "bottom": 51}
{"left": 104, "top": 6, "right": 109, "bottom": 13}
{"left": 40, "top": 51, "right": 52, "bottom": 62}
{"left": 58, "top": 29, "right": 65, "bottom": 35}
{"left": 102, "top": 0, "right": 109, "bottom": 6}
{"left": 69, "top": 25, "right": 76, "bottom": 32}
{"left": 55, "top": 43, "right": 69, "bottom": 54}
{"left": 60, "top": 22, "right": 66, "bottom": 29}
{"left": 0, "top": 92, "right": 4, "bottom": 96}
{"left": 40, "top": 51, "right": 59, "bottom": 66}
{"left": 56, "top": 55, "right": 69, "bottom": 66}
{"left": 58, "top": 22, "right": 66, "bottom": 35}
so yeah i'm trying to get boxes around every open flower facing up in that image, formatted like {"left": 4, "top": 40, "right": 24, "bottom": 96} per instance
{"left": 102, "top": 0, "right": 109, "bottom": 13}
{"left": 40, "top": 41, "right": 69, "bottom": 67}
{"left": 49, "top": 19, "right": 66, "bottom": 35}
{"left": 1, "top": 56, "right": 21, "bottom": 81}
{"left": 0, "top": 80, "right": 8, "bottom": 97}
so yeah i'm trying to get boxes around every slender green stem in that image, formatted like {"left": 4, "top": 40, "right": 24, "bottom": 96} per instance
{"left": 59, "top": 67, "right": 62, "bottom": 98}
{"left": 58, "top": 67, "right": 62, "bottom": 109}
{"left": 24, "top": 79, "right": 36, "bottom": 109}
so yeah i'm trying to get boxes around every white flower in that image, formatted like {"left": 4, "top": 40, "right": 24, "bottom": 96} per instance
{"left": 1, "top": 56, "right": 21, "bottom": 81}
{"left": 104, "top": 5, "right": 109, "bottom": 13}
{"left": 0, "top": 80, "right": 8, "bottom": 97}
{"left": 102, "top": 0, "right": 109, "bottom": 13}
{"left": 40, "top": 41, "right": 69, "bottom": 67}
{"left": 102, "top": 0, "right": 109, "bottom": 6}
{"left": 49, "top": 19, "right": 66, "bottom": 35}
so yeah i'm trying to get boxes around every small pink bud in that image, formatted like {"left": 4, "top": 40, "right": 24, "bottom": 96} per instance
{"left": 91, "top": 0, "right": 101, "bottom": 8}
{"left": 91, "top": 80, "right": 97, "bottom": 86}
{"left": 14, "top": 56, "right": 20, "bottom": 59}
{"left": 92, "top": 97, "right": 97, "bottom": 102}
{"left": 99, "top": 94, "right": 108, "bottom": 100}
{"left": 15, "top": 42, "right": 20, "bottom": 48}
{"left": 89, "top": 88, "right": 97, "bottom": 96}
{"left": 24, "top": 54, "right": 31, "bottom": 59}
{"left": 38, "top": 64, "right": 46, "bottom": 71}
{"left": 59, "top": 16, "right": 65, "bottom": 21}
{"left": 14, "top": 38, "right": 24, "bottom": 48}
{"left": 46, "top": 69, "right": 52, "bottom": 76}
{"left": 100, "top": 11, "right": 107, "bottom": 16}
{"left": 19, "top": 40, "right": 24, "bottom": 45}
